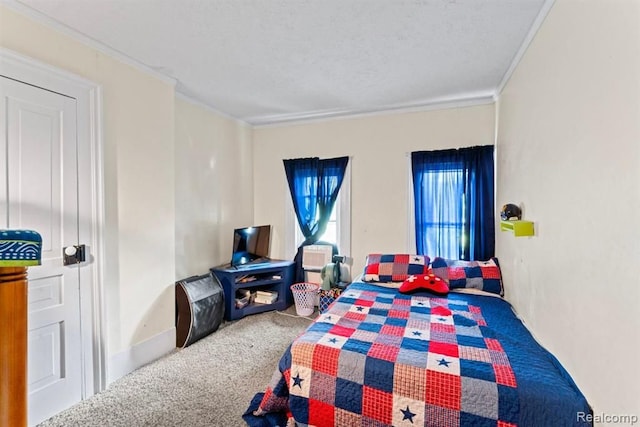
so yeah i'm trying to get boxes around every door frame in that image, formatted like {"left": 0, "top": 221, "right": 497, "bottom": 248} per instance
{"left": 0, "top": 48, "right": 106, "bottom": 397}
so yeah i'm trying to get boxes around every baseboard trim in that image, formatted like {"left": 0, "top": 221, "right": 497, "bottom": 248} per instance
{"left": 107, "top": 327, "right": 176, "bottom": 385}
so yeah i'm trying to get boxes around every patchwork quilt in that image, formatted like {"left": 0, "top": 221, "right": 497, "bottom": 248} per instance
{"left": 251, "top": 281, "right": 591, "bottom": 427}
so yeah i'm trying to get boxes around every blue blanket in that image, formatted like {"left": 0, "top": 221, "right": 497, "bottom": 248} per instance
{"left": 251, "top": 281, "right": 592, "bottom": 426}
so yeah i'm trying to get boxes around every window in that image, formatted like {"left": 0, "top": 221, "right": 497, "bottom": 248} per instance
{"left": 309, "top": 202, "right": 338, "bottom": 244}
{"left": 418, "top": 168, "right": 465, "bottom": 259}
{"left": 286, "top": 162, "right": 351, "bottom": 258}
{"left": 411, "top": 146, "right": 494, "bottom": 260}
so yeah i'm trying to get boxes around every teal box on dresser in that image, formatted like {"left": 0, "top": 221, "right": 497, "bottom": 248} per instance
{"left": 0, "top": 229, "right": 42, "bottom": 266}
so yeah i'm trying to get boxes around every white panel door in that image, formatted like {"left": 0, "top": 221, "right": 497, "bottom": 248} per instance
{"left": 0, "top": 76, "right": 83, "bottom": 426}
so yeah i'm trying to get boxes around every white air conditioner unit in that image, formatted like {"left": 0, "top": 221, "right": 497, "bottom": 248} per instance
{"left": 302, "top": 244, "right": 333, "bottom": 272}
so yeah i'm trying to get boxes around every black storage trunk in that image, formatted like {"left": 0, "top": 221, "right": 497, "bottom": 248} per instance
{"left": 175, "top": 273, "right": 225, "bottom": 348}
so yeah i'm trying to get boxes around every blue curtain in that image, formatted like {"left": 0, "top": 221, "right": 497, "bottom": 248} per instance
{"left": 283, "top": 156, "right": 349, "bottom": 245}
{"left": 283, "top": 157, "right": 319, "bottom": 240}
{"left": 284, "top": 156, "right": 348, "bottom": 283}
{"left": 462, "top": 145, "right": 495, "bottom": 260}
{"left": 411, "top": 146, "right": 494, "bottom": 260}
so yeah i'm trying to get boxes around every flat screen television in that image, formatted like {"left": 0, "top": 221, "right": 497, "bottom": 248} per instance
{"left": 231, "top": 225, "right": 271, "bottom": 267}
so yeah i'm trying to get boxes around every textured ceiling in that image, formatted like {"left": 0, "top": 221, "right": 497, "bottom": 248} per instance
{"left": 10, "top": 0, "right": 548, "bottom": 125}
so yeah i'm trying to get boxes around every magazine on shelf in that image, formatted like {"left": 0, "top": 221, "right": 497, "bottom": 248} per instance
{"left": 256, "top": 290, "right": 277, "bottom": 298}
{"left": 254, "top": 291, "right": 278, "bottom": 304}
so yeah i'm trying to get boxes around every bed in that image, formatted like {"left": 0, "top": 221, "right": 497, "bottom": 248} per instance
{"left": 245, "top": 255, "right": 592, "bottom": 427}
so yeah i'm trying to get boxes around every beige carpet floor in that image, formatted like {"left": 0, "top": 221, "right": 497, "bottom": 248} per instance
{"left": 39, "top": 305, "right": 316, "bottom": 427}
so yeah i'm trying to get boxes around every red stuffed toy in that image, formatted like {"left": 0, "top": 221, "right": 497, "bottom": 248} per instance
{"left": 399, "top": 272, "right": 449, "bottom": 295}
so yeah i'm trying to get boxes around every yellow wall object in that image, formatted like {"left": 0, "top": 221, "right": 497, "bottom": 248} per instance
{"left": 500, "top": 220, "right": 534, "bottom": 237}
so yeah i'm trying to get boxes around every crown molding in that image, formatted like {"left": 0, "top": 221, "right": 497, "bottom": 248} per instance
{"left": 251, "top": 93, "right": 496, "bottom": 128}
{"left": 175, "top": 92, "right": 251, "bottom": 128}
{"left": 1, "top": 0, "right": 177, "bottom": 87}
{"left": 1, "top": 47, "right": 99, "bottom": 92}
{"left": 495, "top": 0, "right": 556, "bottom": 97}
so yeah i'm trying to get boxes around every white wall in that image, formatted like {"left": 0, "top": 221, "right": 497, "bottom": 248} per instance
{"left": 0, "top": 6, "right": 176, "bottom": 364}
{"left": 253, "top": 105, "right": 495, "bottom": 275}
{"left": 175, "top": 96, "right": 254, "bottom": 277}
{"left": 496, "top": 0, "right": 640, "bottom": 418}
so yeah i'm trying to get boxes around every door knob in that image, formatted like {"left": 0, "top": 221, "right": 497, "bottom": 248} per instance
{"left": 63, "top": 244, "right": 86, "bottom": 265}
